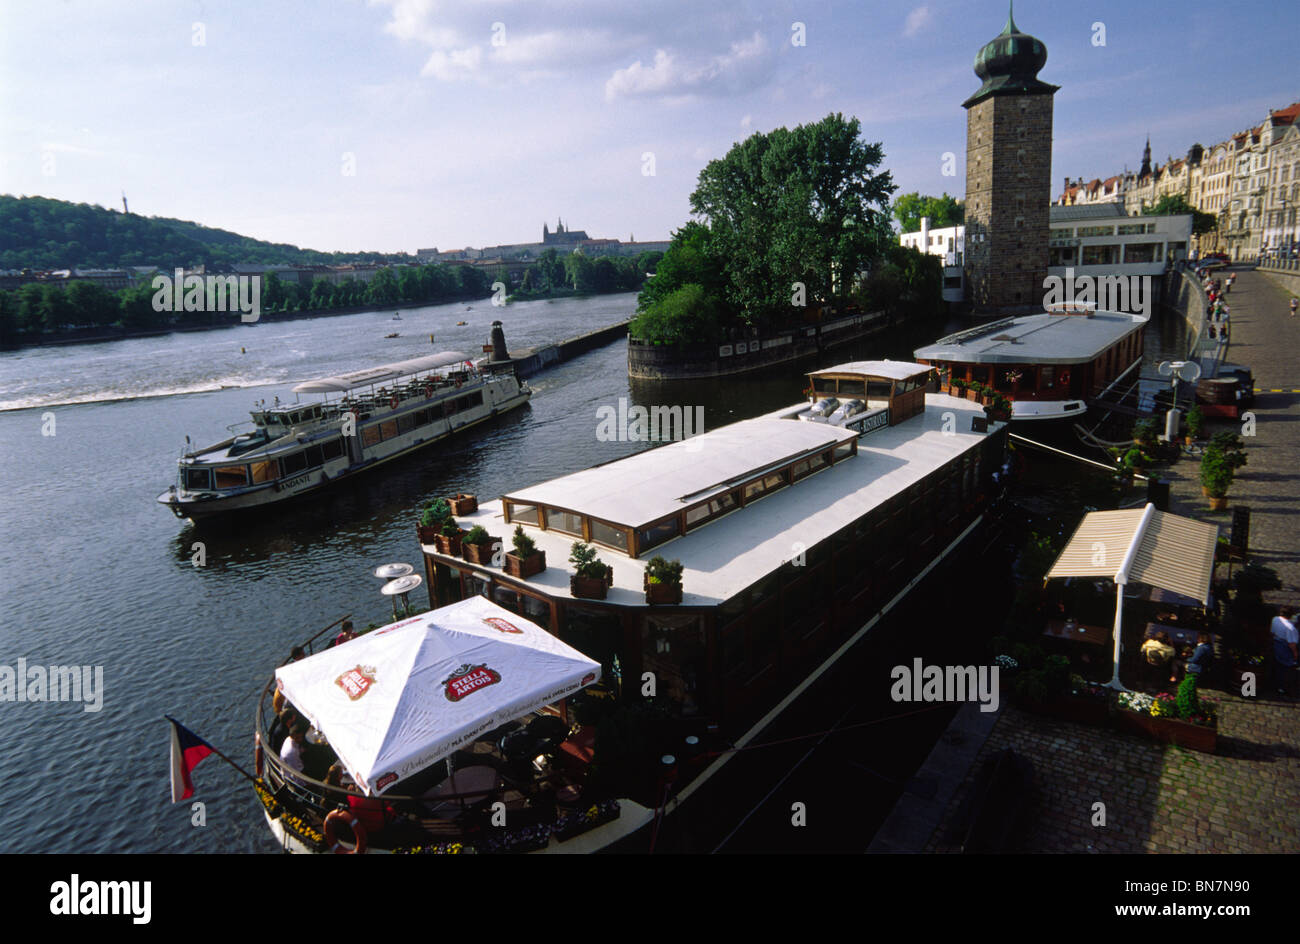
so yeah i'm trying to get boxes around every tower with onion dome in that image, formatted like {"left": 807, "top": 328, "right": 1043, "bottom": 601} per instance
{"left": 963, "top": 3, "right": 1059, "bottom": 311}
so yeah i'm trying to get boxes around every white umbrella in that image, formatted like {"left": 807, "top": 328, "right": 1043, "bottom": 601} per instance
{"left": 274, "top": 595, "right": 600, "bottom": 796}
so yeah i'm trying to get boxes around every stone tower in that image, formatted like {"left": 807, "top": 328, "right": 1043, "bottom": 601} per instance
{"left": 1140, "top": 137, "right": 1152, "bottom": 178}
{"left": 963, "top": 4, "right": 1059, "bottom": 312}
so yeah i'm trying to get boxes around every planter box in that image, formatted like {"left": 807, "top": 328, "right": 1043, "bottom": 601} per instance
{"left": 966, "top": 389, "right": 980, "bottom": 401}
{"left": 644, "top": 579, "right": 683, "bottom": 605}
{"left": 571, "top": 573, "right": 610, "bottom": 600}
{"left": 462, "top": 539, "right": 500, "bottom": 566}
{"left": 417, "top": 525, "right": 441, "bottom": 544}
{"left": 434, "top": 532, "right": 464, "bottom": 556}
{"left": 504, "top": 550, "right": 546, "bottom": 579}
{"left": 1116, "top": 709, "right": 1217, "bottom": 753}
{"left": 448, "top": 493, "right": 478, "bottom": 516}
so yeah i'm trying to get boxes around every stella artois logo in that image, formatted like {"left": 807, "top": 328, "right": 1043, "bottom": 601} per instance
{"left": 336, "top": 665, "right": 377, "bottom": 701}
{"left": 482, "top": 617, "right": 523, "bottom": 634}
{"left": 443, "top": 663, "right": 501, "bottom": 701}
{"left": 375, "top": 772, "right": 398, "bottom": 792}
{"left": 582, "top": 672, "right": 596, "bottom": 685}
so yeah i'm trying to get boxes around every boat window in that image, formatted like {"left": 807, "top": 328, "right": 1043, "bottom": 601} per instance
{"left": 833, "top": 442, "right": 855, "bottom": 462}
{"left": 397, "top": 414, "right": 416, "bottom": 435}
{"left": 281, "top": 452, "right": 308, "bottom": 476}
{"left": 305, "top": 445, "right": 324, "bottom": 468}
{"left": 214, "top": 465, "right": 249, "bottom": 488}
{"left": 321, "top": 439, "right": 345, "bottom": 461}
{"left": 812, "top": 377, "right": 837, "bottom": 395}
{"left": 380, "top": 420, "right": 398, "bottom": 440}
{"left": 492, "top": 584, "right": 520, "bottom": 613}
{"left": 590, "top": 519, "right": 628, "bottom": 551}
{"left": 561, "top": 606, "right": 621, "bottom": 680}
{"left": 743, "top": 471, "right": 787, "bottom": 503}
{"left": 249, "top": 460, "right": 278, "bottom": 483}
{"left": 463, "top": 572, "right": 490, "bottom": 600}
{"left": 837, "top": 378, "right": 867, "bottom": 397}
{"left": 414, "top": 409, "right": 432, "bottom": 426}
{"left": 866, "top": 380, "right": 893, "bottom": 398}
{"left": 507, "top": 503, "right": 540, "bottom": 525}
{"left": 361, "top": 425, "right": 382, "bottom": 447}
{"left": 183, "top": 467, "right": 212, "bottom": 490}
{"left": 517, "top": 592, "right": 552, "bottom": 628}
{"left": 638, "top": 517, "right": 680, "bottom": 553}
{"left": 548, "top": 509, "right": 584, "bottom": 537}
{"left": 685, "top": 490, "right": 738, "bottom": 530}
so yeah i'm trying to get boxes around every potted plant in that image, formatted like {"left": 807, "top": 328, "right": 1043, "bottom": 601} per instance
{"left": 417, "top": 498, "right": 451, "bottom": 544}
{"left": 1208, "top": 431, "right": 1247, "bottom": 471}
{"left": 951, "top": 377, "right": 968, "bottom": 398}
{"left": 1117, "top": 680, "right": 1217, "bottom": 752}
{"left": 434, "top": 518, "right": 465, "bottom": 556}
{"left": 1184, "top": 404, "right": 1203, "bottom": 444}
{"left": 966, "top": 381, "right": 983, "bottom": 402}
{"left": 1121, "top": 447, "right": 1150, "bottom": 476}
{"left": 461, "top": 525, "right": 500, "bottom": 565}
{"left": 1132, "top": 418, "right": 1158, "bottom": 448}
{"left": 1200, "top": 448, "right": 1233, "bottom": 510}
{"left": 448, "top": 492, "right": 478, "bottom": 516}
{"left": 984, "top": 394, "right": 1012, "bottom": 422}
{"left": 643, "top": 556, "right": 684, "bottom": 605}
{"left": 504, "top": 524, "right": 546, "bottom": 579}
{"left": 569, "top": 542, "right": 612, "bottom": 599}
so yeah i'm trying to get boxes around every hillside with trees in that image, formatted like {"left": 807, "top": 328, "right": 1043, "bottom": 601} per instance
{"left": 0, "top": 195, "right": 411, "bottom": 270}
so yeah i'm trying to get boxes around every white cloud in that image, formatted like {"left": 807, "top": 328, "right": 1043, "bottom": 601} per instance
{"left": 605, "top": 32, "right": 774, "bottom": 102}
{"left": 740, "top": 114, "right": 752, "bottom": 129}
{"left": 904, "top": 6, "right": 933, "bottom": 38}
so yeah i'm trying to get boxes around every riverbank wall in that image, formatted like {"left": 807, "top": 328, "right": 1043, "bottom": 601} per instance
{"left": 507, "top": 320, "right": 631, "bottom": 378}
{"left": 626, "top": 309, "right": 892, "bottom": 381}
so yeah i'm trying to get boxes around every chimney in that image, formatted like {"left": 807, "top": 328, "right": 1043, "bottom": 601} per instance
{"left": 489, "top": 320, "right": 509, "bottom": 362}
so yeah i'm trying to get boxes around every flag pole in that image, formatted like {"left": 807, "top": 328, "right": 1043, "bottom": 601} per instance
{"left": 165, "top": 715, "right": 260, "bottom": 785}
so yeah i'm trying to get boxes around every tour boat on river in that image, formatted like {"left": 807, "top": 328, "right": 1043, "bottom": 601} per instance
{"left": 913, "top": 303, "right": 1147, "bottom": 423}
{"left": 367, "top": 359, "right": 1010, "bottom": 848}
{"left": 158, "top": 325, "right": 530, "bottom": 521}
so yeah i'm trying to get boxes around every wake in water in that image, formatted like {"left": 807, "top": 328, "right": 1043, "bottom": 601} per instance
{"left": 0, "top": 375, "right": 287, "bottom": 413}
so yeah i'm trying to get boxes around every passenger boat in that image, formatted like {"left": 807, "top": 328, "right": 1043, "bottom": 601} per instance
{"left": 396, "top": 360, "right": 1010, "bottom": 845}
{"left": 157, "top": 329, "right": 531, "bottom": 521}
{"left": 254, "top": 595, "right": 653, "bottom": 854}
{"left": 913, "top": 303, "right": 1146, "bottom": 423}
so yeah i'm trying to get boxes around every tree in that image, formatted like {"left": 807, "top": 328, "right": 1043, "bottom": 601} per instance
{"left": 563, "top": 253, "right": 595, "bottom": 293}
{"left": 367, "top": 267, "right": 398, "bottom": 304}
{"left": 1143, "top": 194, "right": 1217, "bottom": 236}
{"left": 690, "top": 113, "right": 896, "bottom": 325}
{"left": 629, "top": 283, "right": 723, "bottom": 343}
{"left": 635, "top": 222, "right": 726, "bottom": 314}
{"left": 892, "top": 192, "right": 964, "bottom": 233}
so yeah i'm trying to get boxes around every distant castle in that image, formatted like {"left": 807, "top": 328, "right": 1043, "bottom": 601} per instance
{"left": 541, "top": 218, "right": 590, "bottom": 246}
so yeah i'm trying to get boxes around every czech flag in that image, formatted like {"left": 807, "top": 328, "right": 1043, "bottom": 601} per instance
{"left": 167, "top": 715, "right": 215, "bottom": 803}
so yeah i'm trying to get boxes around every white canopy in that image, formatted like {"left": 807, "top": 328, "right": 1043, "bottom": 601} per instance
{"left": 293, "top": 352, "right": 471, "bottom": 394}
{"left": 274, "top": 596, "right": 600, "bottom": 796}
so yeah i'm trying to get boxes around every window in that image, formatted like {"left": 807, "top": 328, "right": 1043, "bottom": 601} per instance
{"left": 214, "top": 465, "right": 248, "bottom": 488}
{"left": 812, "top": 377, "right": 837, "bottom": 395}
{"left": 548, "top": 509, "right": 584, "bottom": 537}
{"left": 249, "top": 460, "right": 277, "bottom": 483}
{"left": 638, "top": 517, "right": 680, "bottom": 553}
{"left": 866, "top": 380, "right": 892, "bottom": 398}
{"left": 280, "top": 452, "right": 308, "bottom": 475}
{"left": 590, "top": 519, "right": 628, "bottom": 551}
{"left": 837, "top": 378, "right": 867, "bottom": 397}
{"left": 184, "top": 467, "right": 212, "bottom": 490}
{"left": 380, "top": 420, "right": 398, "bottom": 440}
{"left": 321, "top": 439, "right": 345, "bottom": 461}
{"left": 304, "top": 445, "right": 324, "bottom": 468}
{"left": 397, "top": 414, "right": 416, "bottom": 435}
{"left": 833, "top": 442, "right": 855, "bottom": 462}
{"left": 743, "top": 472, "right": 787, "bottom": 503}
{"left": 414, "top": 409, "right": 432, "bottom": 426}
{"left": 507, "top": 503, "right": 540, "bottom": 525}
{"left": 685, "top": 490, "right": 739, "bottom": 529}
{"left": 361, "top": 425, "right": 382, "bottom": 447}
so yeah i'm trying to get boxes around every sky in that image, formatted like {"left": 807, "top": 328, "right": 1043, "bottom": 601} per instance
{"left": 2, "top": 0, "right": 1297, "bottom": 254}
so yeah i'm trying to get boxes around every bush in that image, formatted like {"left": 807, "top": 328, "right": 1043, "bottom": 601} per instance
{"left": 1208, "top": 431, "right": 1247, "bottom": 469}
{"left": 644, "top": 555, "right": 683, "bottom": 585}
{"left": 1175, "top": 675, "right": 1200, "bottom": 719}
{"left": 440, "top": 519, "right": 462, "bottom": 537}
{"left": 511, "top": 524, "right": 537, "bottom": 558}
{"left": 569, "top": 542, "right": 608, "bottom": 580}
{"left": 1132, "top": 418, "right": 1158, "bottom": 445}
{"left": 1199, "top": 449, "right": 1233, "bottom": 497}
{"left": 1185, "top": 404, "right": 1204, "bottom": 438}
{"left": 464, "top": 525, "right": 490, "bottom": 545}
{"left": 420, "top": 498, "right": 451, "bottom": 527}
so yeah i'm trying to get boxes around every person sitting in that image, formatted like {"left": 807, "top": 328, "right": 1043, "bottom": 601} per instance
{"left": 268, "top": 707, "right": 299, "bottom": 753}
{"left": 1141, "top": 632, "right": 1176, "bottom": 683}
{"left": 333, "top": 620, "right": 358, "bottom": 648}
{"left": 280, "top": 724, "right": 308, "bottom": 774}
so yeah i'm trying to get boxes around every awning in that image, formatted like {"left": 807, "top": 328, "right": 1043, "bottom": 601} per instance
{"left": 1045, "top": 505, "right": 1218, "bottom": 604}
{"left": 273, "top": 596, "right": 600, "bottom": 796}
{"left": 293, "top": 351, "right": 471, "bottom": 393}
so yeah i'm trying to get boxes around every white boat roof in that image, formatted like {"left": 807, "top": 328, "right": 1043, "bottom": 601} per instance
{"left": 293, "top": 352, "right": 471, "bottom": 393}
{"left": 504, "top": 418, "right": 858, "bottom": 529}
{"left": 443, "top": 394, "right": 1003, "bottom": 605}
{"left": 913, "top": 311, "right": 1144, "bottom": 365}
{"left": 808, "top": 360, "right": 931, "bottom": 381}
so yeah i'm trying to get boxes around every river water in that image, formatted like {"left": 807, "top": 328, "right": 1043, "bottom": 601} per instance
{"left": 0, "top": 293, "right": 1187, "bottom": 853}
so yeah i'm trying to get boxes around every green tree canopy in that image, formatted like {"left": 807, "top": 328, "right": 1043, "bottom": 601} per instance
{"left": 892, "top": 192, "right": 964, "bottom": 233}
{"left": 1142, "top": 194, "right": 1217, "bottom": 236}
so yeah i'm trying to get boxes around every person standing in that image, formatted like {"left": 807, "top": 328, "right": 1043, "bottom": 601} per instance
{"left": 1290, "top": 296, "right": 1297, "bottom": 318}
{"left": 1272, "top": 607, "right": 1298, "bottom": 696}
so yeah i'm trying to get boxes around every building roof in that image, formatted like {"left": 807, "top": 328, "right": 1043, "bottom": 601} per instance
{"left": 293, "top": 352, "right": 470, "bottom": 393}
{"left": 914, "top": 311, "right": 1145, "bottom": 365}
{"left": 445, "top": 396, "right": 1002, "bottom": 605}
{"left": 1045, "top": 505, "right": 1218, "bottom": 604}
{"left": 808, "top": 360, "right": 932, "bottom": 381}
{"left": 502, "top": 417, "right": 858, "bottom": 530}
{"left": 964, "top": 6, "right": 1058, "bottom": 107}
{"left": 1049, "top": 203, "right": 1128, "bottom": 222}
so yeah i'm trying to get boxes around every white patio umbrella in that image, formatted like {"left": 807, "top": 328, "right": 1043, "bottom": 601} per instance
{"left": 274, "top": 595, "right": 600, "bottom": 796}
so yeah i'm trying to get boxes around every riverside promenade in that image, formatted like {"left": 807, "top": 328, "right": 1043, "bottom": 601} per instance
{"left": 871, "top": 266, "right": 1300, "bottom": 855}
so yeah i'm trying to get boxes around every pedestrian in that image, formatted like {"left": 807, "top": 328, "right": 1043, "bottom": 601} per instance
{"left": 1272, "top": 607, "right": 1298, "bottom": 696}
{"left": 1207, "top": 324, "right": 1216, "bottom": 339}
{"left": 1290, "top": 296, "right": 1297, "bottom": 318}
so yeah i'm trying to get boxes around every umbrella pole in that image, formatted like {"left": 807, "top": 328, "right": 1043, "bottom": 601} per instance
{"left": 1104, "top": 579, "right": 1129, "bottom": 692}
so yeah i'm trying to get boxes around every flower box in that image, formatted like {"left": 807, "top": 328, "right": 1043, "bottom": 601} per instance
{"left": 448, "top": 493, "right": 478, "bottom": 516}
{"left": 644, "top": 578, "right": 683, "bottom": 605}
{"left": 462, "top": 538, "right": 500, "bottom": 566}
{"left": 434, "top": 532, "right": 464, "bottom": 556}
{"left": 571, "top": 570, "right": 611, "bottom": 600}
{"left": 553, "top": 800, "right": 621, "bottom": 842}
{"left": 1116, "top": 709, "right": 1217, "bottom": 753}
{"left": 416, "top": 525, "right": 441, "bottom": 544}
{"left": 966, "top": 388, "right": 980, "bottom": 401}
{"left": 504, "top": 550, "right": 546, "bottom": 579}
